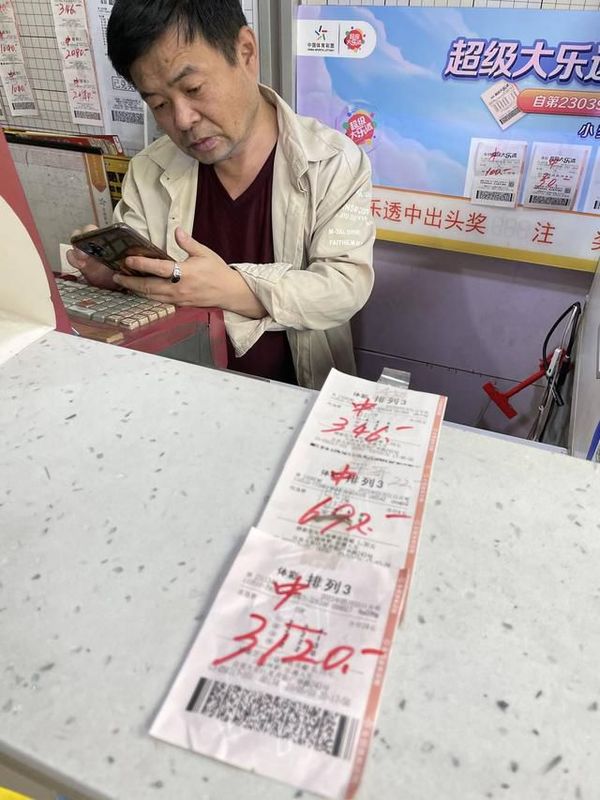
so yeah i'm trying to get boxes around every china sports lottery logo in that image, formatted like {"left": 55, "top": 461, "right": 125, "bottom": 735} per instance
{"left": 343, "top": 109, "right": 377, "bottom": 147}
{"left": 344, "top": 27, "right": 366, "bottom": 52}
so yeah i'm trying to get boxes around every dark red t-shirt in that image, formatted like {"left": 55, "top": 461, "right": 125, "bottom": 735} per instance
{"left": 192, "top": 146, "right": 296, "bottom": 384}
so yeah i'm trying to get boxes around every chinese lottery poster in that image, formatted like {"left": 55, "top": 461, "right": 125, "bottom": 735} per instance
{"left": 296, "top": 7, "right": 600, "bottom": 270}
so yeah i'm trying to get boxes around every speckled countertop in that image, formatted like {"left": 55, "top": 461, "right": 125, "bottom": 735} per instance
{"left": 1, "top": 332, "right": 599, "bottom": 800}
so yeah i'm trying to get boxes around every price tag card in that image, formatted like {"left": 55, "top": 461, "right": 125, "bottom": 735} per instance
{"left": 522, "top": 142, "right": 590, "bottom": 211}
{"left": 151, "top": 527, "right": 404, "bottom": 799}
{"left": 259, "top": 369, "right": 446, "bottom": 572}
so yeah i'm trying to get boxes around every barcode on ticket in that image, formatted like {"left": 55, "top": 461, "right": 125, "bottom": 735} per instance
{"left": 74, "top": 110, "right": 101, "bottom": 120}
{"left": 527, "top": 194, "right": 570, "bottom": 206}
{"left": 187, "top": 677, "right": 359, "bottom": 760}
{"left": 499, "top": 107, "right": 520, "bottom": 125}
{"left": 475, "top": 190, "right": 513, "bottom": 202}
{"left": 111, "top": 110, "right": 143, "bottom": 124}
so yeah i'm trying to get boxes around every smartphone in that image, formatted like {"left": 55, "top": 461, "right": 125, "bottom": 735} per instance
{"left": 71, "top": 222, "right": 173, "bottom": 274}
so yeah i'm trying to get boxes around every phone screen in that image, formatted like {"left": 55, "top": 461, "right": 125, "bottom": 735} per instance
{"left": 72, "top": 224, "right": 172, "bottom": 274}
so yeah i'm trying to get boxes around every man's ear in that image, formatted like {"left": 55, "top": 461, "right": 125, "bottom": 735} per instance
{"left": 236, "top": 26, "right": 258, "bottom": 70}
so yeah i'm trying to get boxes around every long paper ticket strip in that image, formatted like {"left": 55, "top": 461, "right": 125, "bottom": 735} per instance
{"left": 260, "top": 369, "right": 446, "bottom": 600}
{"left": 151, "top": 370, "right": 446, "bottom": 798}
{"left": 151, "top": 527, "right": 404, "bottom": 800}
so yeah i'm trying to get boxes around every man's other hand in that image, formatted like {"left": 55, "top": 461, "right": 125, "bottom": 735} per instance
{"left": 112, "top": 227, "right": 266, "bottom": 319}
{"left": 66, "top": 224, "right": 118, "bottom": 290}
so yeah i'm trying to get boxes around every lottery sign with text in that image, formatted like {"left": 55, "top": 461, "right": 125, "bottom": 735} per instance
{"left": 297, "top": 7, "right": 600, "bottom": 270}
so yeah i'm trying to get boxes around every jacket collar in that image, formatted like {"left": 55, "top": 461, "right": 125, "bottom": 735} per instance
{"left": 144, "top": 83, "right": 340, "bottom": 185}
{"left": 260, "top": 85, "right": 338, "bottom": 181}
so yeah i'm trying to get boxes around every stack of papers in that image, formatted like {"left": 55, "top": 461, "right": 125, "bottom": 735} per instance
{"left": 152, "top": 369, "right": 446, "bottom": 798}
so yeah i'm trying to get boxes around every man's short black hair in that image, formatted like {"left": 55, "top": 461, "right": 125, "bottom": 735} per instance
{"left": 107, "top": 0, "right": 248, "bottom": 84}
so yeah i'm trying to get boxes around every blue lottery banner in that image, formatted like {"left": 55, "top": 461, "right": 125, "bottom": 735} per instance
{"left": 296, "top": 6, "right": 600, "bottom": 270}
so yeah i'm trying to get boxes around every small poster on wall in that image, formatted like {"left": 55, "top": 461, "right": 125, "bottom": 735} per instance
{"left": 49, "top": 0, "right": 103, "bottom": 127}
{"left": 0, "top": 0, "right": 38, "bottom": 117}
{"left": 296, "top": 6, "right": 600, "bottom": 271}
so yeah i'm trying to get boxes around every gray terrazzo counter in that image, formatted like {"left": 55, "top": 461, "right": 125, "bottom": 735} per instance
{"left": 1, "top": 332, "right": 599, "bottom": 800}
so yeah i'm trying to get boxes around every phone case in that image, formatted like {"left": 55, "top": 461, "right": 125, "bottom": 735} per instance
{"left": 71, "top": 223, "right": 172, "bottom": 274}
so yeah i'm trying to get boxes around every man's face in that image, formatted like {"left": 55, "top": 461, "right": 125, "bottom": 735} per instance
{"left": 131, "top": 27, "right": 260, "bottom": 165}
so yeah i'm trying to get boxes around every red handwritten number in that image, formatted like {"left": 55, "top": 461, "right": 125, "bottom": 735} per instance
{"left": 346, "top": 513, "right": 373, "bottom": 535}
{"left": 322, "top": 417, "right": 412, "bottom": 443}
{"left": 214, "top": 614, "right": 384, "bottom": 673}
{"left": 322, "top": 645, "right": 355, "bottom": 674}
{"left": 297, "top": 496, "right": 333, "bottom": 525}
{"left": 212, "top": 613, "right": 267, "bottom": 666}
{"left": 349, "top": 422, "right": 392, "bottom": 441}
{"left": 320, "top": 503, "right": 354, "bottom": 534}
{"left": 321, "top": 647, "right": 383, "bottom": 674}
{"left": 256, "top": 631, "right": 290, "bottom": 666}
{"left": 321, "top": 503, "right": 356, "bottom": 533}
{"left": 536, "top": 172, "right": 557, "bottom": 190}
{"left": 280, "top": 623, "right": 324, "bottom": 666}
{"left": 365, "top": 425, "right": 390, "bottom": 443}
{"left": 321, "top": 417, "right": 348, "bottom": 434}
{"left": 297, "top": 498, "right": 373, "bottom": 536}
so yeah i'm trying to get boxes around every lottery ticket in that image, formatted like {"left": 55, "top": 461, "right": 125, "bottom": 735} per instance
{"left": 522, "top": 142, "right": 590, "bottom": 211}
{"left": 50, "top": 0, "right": 103, "bottom": 126}
{"left": 151, "top": 526, "right": 403, "bottom": 800}
{"left": 0, "top": 0, "right": 38, "bottom": 116}
{"left": 152, "top": 371, "right": 446, "bottom": 798}
{"left": 480, "top": 80, "right": 525, "bottom": 130}
{"left": 466, "top": 138, "right": 527, "bottom": 208}
{"left": 0, "top": 63, "right": 36, "bottom": 116}
{"left": 259, "top": 369, "right": 446, "bottom": 573}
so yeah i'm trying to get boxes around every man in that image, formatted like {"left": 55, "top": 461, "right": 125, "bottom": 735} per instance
{"left": 68, "top": 0, "right": 374, "bottom": 389}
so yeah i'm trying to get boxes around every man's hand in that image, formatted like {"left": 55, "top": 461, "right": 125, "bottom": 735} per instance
{"left": 113, "top": 227, "right": 267, "bottom": 319}
{"left": 66, "top": 224, "right": 117, "bottom": 290}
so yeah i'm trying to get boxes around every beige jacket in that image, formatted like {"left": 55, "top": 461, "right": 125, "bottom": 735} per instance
{"left": 114, "top": 86, "right": 375, "bottom": 389}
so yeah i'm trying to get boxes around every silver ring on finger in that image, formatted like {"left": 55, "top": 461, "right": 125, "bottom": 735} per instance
{"left": 170, "top": 262, "right": 182, "bottom": 284}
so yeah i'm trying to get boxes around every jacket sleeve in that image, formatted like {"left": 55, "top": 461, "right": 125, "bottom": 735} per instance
{"left": 231, "top": 146, "right": 375, "bottom": 332}
{"left": 112, "top": 159, "right": 153, "bottom": 239}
